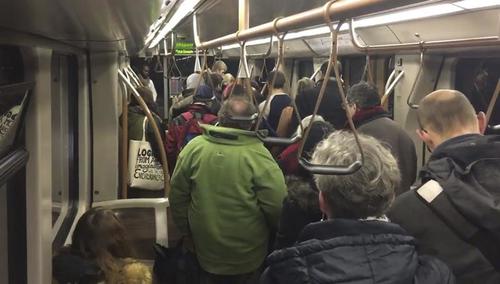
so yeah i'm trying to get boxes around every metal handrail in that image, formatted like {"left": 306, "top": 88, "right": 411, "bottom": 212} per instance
{"left": 120, "top": 79, "right": 129, "bottom": 199}
{"left": 254, "top": 18, "right": 304, "bottom": 146}
{"left": 385, "top": 69, "right": 396, "bottom": 93}
{"left": 486, "top": 78, "right": 500, "bottom": 126}
{"left": 406, "top": 48, "right": 424, "bottom": 109}
{"left": 125, "top": 66, "right": 143, "bottom": 87}
{"left": 118, "top": 69, "right": 171, "bottom": 196}
{"left": 195, "top": 0, "right": 424, "bottom": 50}
{"left": 350, "top": 18, "right": 500, "bottom": 52}
{"left": 298, "top": 1, "right": 364, "bottom": 175}
{"left": 381, "top": 70, "right": 405, "bottom": 106}
{"left": 361, "top": 53, "right": 374, "bottom": 84}
{"left": 310, "top": 66, "right": 322, "bottom": 82}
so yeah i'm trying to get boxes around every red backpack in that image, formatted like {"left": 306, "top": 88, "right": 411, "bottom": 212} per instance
{"left": 176, "top": 111, "right": 218, "bottom": 150}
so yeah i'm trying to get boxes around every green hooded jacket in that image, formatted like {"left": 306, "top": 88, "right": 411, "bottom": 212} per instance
{"left": 169, "top": 124, "right": 287, "bottom": 275}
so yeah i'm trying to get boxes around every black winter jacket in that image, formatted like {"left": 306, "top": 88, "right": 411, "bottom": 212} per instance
{"left": 356, "top": 112, "right": 417, "bottom": 195}
{"left": 389, "top": 134, "right": 500, "bottom": 284}
{"left": 293, "top": 79, "right": 346, "bottom": 130}
{"left": 261, "top": 219, "right": 455, "bottom": 284}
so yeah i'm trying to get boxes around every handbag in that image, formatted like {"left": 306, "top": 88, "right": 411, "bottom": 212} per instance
{"left": 153, "top": 240, "right": 201, "bottom": 284}
{"left": 128, "top": 117, "right": 164, "bottom": 190}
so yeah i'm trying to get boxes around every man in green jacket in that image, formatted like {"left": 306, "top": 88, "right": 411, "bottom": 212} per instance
{"left": 169, "top": 96, "right": 287, "bottom": 283}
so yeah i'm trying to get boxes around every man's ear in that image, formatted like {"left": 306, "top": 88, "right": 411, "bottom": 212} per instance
{"left": 318, "top": 191, "right": 330, "bottom": 218}
{"left": 416, "top": 129, "right": 435, "bottom": 151}
{"left": 477, "top": 111, "right": 487, "bottom": 134}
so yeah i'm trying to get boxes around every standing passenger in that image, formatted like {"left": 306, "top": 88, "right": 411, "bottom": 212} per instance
{"left": 211, "top": 60, "right": 228, "bottom": 75}
{"left": 165, "top": 85, "right": 218, "bottom": 173}
{"left": 389, "top": 90, "right": 500, "bottom": 284}
{"left": 261, "top": 132, "right": 455, "bottom": 284}
{"left": 294, "top": 61, "right": 346, "bottom": 129}
{"left": 347, "top": 81, "right": 417, "bottom": 194}
{"left": 169, "top": 97, "right": 287, "bottom": 283}
{"left": 258, "top": 70, "right": 292, "bottom": 133}
{"left": 138, "top": 64, "right": 158, "bottom": 102}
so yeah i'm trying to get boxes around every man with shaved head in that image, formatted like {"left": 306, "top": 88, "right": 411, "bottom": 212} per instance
{"left": 169, "top": 96, "right": 287, "bottom": 283}
{"left": 389, "top": 89, "right": 500, "bottom": 283}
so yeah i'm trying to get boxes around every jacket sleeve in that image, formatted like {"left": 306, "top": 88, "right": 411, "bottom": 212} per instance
{"left": 169, "top": 152, "right": 192, "bottom": 236}
{"left": 165, "top": 122, "right": 180, "bottom": 174}
{"left": 254, "top": 162, "right": 287, "bottom": 231}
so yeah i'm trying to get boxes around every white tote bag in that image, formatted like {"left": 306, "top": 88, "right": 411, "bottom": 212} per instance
{"left": 128, "top": 117, "right": 164, "bottom": 190}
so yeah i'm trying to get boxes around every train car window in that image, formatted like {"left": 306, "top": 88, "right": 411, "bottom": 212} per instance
{"left": 0, "top": 45, "right": 27, "bottom": 283}
{"left": 455, "top": 58, "right": 500, "bottom": 129}
{"left": 51, "top": 54, "right": 79, "bottom": 251}
{"left": 0, "top": 84, "right": 32, "bottom": 159}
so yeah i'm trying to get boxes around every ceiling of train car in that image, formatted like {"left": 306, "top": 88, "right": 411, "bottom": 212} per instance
{"left": 0, "top": 0, "right": 162, "bottom": 53}
{"left": 174, "top": 0, "right": 328, "bottom": 44}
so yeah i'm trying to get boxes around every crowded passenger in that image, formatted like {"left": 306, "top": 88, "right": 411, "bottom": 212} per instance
{"left": 389, "top": 90, "right": 500, "bottom": 283}
{"left": 294, "top": 61, "right": 346, "bottom": 129}
{"left": 170, "top": 72, "right": 204, "bottom": 118}
{"left": 258, "top": 70, "right": 292, "bottom": 133}
{"left": 211, "top": 60, "right": 228, "bottom": 75}
{"left": 53, "top": 208, "right": 152, "bottom": 283}
{"left": 346, "top": 81, "right": 417, "bottom": 194}
{"left": 138, "top": 64, "right": 158, "bottom": 102}
{"left": 169, "top": 96, "right": 287, "bottom": 284}
{"left": 277, "top": 115, "right": 333, "bottom": 176}
{"left": 165, "top": 84, "right": 218, "bottom": 173}
{"left": 274, "top": 175, "right": 321, "bottom": 250}
{"left": 295, "top": 77, "right": 314, "bottom": 97}
{"left": 262, "top": 131, "right": 455, "bottom": 284}
{"left": 127, "top": 86, "right": 165, "bottom": 198}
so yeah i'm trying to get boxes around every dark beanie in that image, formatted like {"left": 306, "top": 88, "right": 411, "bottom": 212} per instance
{"left": 194, "top": 85, "right": 215, "bottom": 102}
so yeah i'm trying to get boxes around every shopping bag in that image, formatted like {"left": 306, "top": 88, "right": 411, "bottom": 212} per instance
{"left": 128, "top": 117, "right": 164, "bottom": 190}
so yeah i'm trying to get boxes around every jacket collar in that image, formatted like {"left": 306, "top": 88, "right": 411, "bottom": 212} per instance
{"left": 200, "top": 124, "right": 262, "bottom": 146}
{"left": 298, "top": 218, "right": 409, "bottom": 242}
{"left": 352, "top": 106, "right": 390, "bottom": 128}
{"left": 427, "top": 134, "right": 500, "bottom": 169}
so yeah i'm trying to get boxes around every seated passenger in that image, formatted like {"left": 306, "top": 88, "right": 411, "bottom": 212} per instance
{"left": 274, "top": 175, "right": 321, "bottom": 250}
{"left": 169, "top": 96, "right": 287, "bottom": 283}
{"left": 53, "top": 207, "right": 152, "bottom": 283}
{"left": 389, "top": 90, "right": 500, "bottom": 284}
{"left": 166, "top": 85, "right": 218, "bottom": 173}
{"left": 347, "top": 81, "right": 417, "bottom": 194}
{"left": 258, "top": 70, "right": 292, "bottom": 133}
{"left": 261, "top": 131, "right": 455, "bottom": 284}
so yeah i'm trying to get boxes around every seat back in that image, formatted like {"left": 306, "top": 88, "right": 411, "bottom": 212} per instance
{"left": 92, "top": 198, "right": 169, "bottom": 259}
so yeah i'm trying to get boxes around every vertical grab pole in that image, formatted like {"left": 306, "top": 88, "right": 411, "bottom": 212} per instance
{"left": 486, "top": 79, "right": 500, "bottom": 125}
{"left": 120, "top": 80, "right": 129, "bottom": 198}
{"left": 118, "top": 70, "right": 171, "bottom": 196}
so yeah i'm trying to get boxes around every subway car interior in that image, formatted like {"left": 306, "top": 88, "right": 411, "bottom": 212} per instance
{"left": 0, "top": 0, "right": 499, "bottom": 283}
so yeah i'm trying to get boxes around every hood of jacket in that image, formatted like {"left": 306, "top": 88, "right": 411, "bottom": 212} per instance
{"left": 263, "top": 219, "right": 454, "bottom": 284}
{"left": 199, "top": 124, "right": 262, "bottom": 146}
{"left": 421, "top": 134, "right": 500, "bottom": 239}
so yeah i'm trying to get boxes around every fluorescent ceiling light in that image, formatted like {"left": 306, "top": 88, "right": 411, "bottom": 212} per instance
{"left": 148, "top": 0, "right": 203, "bottom": 48}
{"left": 355, "top": 4, "right": 462, "bottom": 27}
{"left": 221, "top": 24, "right": 348, "bottom": 50}
{"left": 454, "top": 0, "right": 500, "bottom": 9}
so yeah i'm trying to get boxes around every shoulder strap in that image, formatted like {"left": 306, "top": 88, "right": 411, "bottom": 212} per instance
{"left": 415, "top": 180, "right": 500, "bottom": 271}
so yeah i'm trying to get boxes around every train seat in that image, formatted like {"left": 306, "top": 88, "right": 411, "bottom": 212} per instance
{"left": 92, "top": 198, "right": 175, "bottom": 260}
